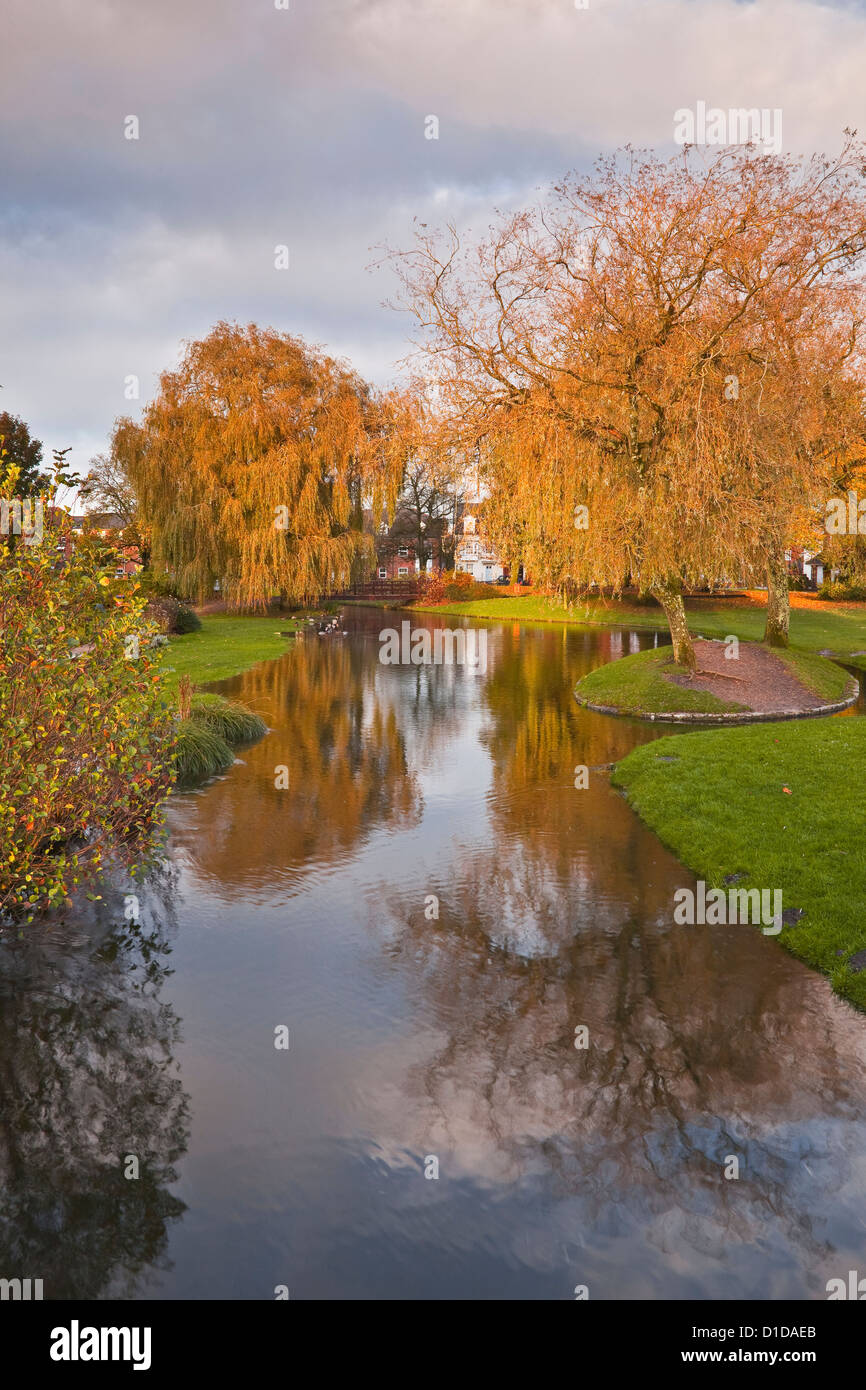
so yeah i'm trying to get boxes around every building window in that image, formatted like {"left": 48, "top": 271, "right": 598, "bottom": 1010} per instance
{"left": 378, "top": 567, "right": 387, "bottom": 578}
{"left": 398, "top": 566, "right": 409, "bottom": 576}
{"left": 397, "top": 545, "right": 409, "bottom": 558}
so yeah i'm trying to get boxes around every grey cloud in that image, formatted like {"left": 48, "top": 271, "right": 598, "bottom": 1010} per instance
{"left": 2, "top": 0, "right": 864, "bottom": 481}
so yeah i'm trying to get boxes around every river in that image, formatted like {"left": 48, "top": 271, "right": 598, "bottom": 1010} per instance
{"left": 1, "top": 606, "right": 864, "bottom": 1300}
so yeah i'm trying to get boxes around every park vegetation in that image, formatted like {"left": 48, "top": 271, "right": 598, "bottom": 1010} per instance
{"left": 174, "top": 685, "right": 268, "bottom": 785}
{"left": 613, "top": 719, "right": 866, "bottom": 1010}
{"left": 9, "top": 138, "right": 866, "bottom": 920}
{"left": 390, "top": 138, "right": 866, "bottom": 668}
{"left": 120, "top": 322, "right": 403, "bottom": 609}
{"left": 0, "top": 459, "right": 173, "bottom": 922}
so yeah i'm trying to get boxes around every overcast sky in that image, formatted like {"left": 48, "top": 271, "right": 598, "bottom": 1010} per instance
{"left": 3, "top": 0, "right": 866, "bottom": 483}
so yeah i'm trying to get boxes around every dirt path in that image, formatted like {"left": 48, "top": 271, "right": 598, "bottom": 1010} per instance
{"left": 667, "top": 639, "right": 827, "bottom": 713}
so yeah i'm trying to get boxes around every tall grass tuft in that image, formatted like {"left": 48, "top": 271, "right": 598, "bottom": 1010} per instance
{"left": 173, "top": 693, "right": 268, "bottom": 785}
{"left": 174, "top": 720, "right": 234, "bottom": 783}
{"left": 189, "top": 695, "right": 267, "bottom": 743}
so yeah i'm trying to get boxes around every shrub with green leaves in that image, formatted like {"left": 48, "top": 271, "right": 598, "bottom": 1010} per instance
{"left": 144, "top": 593, "right": 201, "bottom": 634}
{"left": 138, "top": 569, "right": 184, "bottom": 599}
{"left": 0, "top": 506, "right": 175, "bottom": 922}
{"left": 818, "top": 579, "right": 866, "bottom": 602}
{"left": 173, "top": 604, "right": 202, "bottom": 633}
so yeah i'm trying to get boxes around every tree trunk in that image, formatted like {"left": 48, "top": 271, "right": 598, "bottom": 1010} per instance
{"left": 764, "top": 552, "right": 790, "bottom": 648}
{"left": 651, "top": 578, "right": 696, "bottom": 671}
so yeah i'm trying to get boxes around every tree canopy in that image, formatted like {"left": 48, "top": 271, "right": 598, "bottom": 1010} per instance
{"left": 392, "top": 138, "right": 866, "bottom": 665}
{"left": 0, "top": 410, "right": 48, "bottom": 494}
{"left": 125, "top": 322, "right": 400, "bottom": 608}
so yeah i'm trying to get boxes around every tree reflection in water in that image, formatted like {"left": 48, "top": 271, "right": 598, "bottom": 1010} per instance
{"left": 173, "top": 634, "right": 422, "bottom": 887}
{"left": 19, "top": 612, "right": 860, "bottom": 1299}
{"left": 364, "top": 620, "right": 866, "bottom": 1295}
{"left": 0, "top": 869, "right": 189, "bottom": 1299}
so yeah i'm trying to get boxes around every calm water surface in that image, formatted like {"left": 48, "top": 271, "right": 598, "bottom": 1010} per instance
{"left": 2, "top": 608, "right": 865, "bottom": 1300}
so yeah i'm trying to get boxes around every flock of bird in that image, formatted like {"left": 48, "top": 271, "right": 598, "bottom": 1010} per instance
{"left": 308, "top": 614, "right": 346, "bottom": 637}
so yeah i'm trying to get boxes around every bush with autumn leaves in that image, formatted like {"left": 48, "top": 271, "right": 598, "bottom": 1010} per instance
{"left": 0, "top": 492, "right": 175, "bottom": 923}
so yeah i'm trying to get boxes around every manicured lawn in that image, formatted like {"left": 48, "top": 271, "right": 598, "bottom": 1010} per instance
{"left": 772, "top": 646, "right": 855, "bottom": 701}
{"left": 412, "top": 593, "right": 666, "bottom": 628}
{"left": 575, "top": 646, "right": 747, "bottom": 714}
{"left": 612, "top": 719, "right": 866, "bottom": 1010}
{"left": 410, "top": 593, "right": 866, "bottom": 665}
{"left": 158, "top": 614, "right": 305, "bottom": 690}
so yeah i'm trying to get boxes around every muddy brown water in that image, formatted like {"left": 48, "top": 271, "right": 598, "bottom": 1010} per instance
{"left": 1, "top": 608, "right": 864, "bottom": 1299}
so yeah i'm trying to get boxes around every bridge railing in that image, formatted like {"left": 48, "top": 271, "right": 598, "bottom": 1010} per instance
{"left": 330, "top": 579, "right": 422, "bottom": 601}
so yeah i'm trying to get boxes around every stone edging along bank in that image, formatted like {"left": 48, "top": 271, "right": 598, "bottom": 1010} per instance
{"left": 574, "top": 676, "right": 860, "bottom": 723}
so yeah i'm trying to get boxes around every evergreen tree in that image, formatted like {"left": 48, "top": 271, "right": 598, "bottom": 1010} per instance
{"left": 0, "top": 411, "right": 47, "bottom": 494}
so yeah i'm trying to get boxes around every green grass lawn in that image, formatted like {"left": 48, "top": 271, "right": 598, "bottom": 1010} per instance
{"left": 158, "top": 614, "right": 306, "bottom": 690}
{"left": 410, "top": 593, "right": 866, "bottom": 666}
{"left": 772, "top": 647, "right": 856, "bottom": 701}
{"left": 575, "top": 646, "right": 748, "bottom": 715}
{"left": 612, "top": 719, "right": 866, "bottom": 1010}
{"left": 156, "top": 617, "right": 285, "bottom": 782}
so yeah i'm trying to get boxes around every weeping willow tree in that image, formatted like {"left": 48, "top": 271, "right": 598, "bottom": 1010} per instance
{"left": 470, "top": 379, "right": 774, "bottom": 668}
{"left": 473, "top": 305, "right": 866, "bottom": 653}
{"left": 393, "top": 139, "right": 866, "bottom": 670}
{"left": 736, "top": 312, "right": 866, "bottom": 645}
{"left": 124, "top": 322, "right": 400, "bottom": 607}
{"left": 813, "top": 362, "right": 866, "bottom": 589}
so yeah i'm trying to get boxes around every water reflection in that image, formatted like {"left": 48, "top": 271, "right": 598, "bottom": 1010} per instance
{"left": 155, "top": 609, "right": 866, "bottom": 1299}
{"left": 6, "top": 608, "right": 865, "bottom": 1299}
{"left": 344, "top": 617, "right": 865, "bottom": 1296}
{"left": 174, "top": 635, "right": 421, "bottom": 890}
{"left": 0, "top": 875, "right": 189, "bottom": 1299}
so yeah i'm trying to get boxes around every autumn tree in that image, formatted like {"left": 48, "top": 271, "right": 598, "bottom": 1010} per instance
{"left": 816, "top": 416, "right": 866, "bottom": 585}
{"left": 125, "top": 322, "right": 400, "bottom": 608}
{"left": 380, "top": 385, "right": 460, "bottom": 572}
{"left": 81, "top": 422, "right": 141, "bottom": 530}
{"left": 732, "top": 310, "right": 866, "bottom": 641}
{"left": 392, "top": 139, "right": 866, "bottom": 667}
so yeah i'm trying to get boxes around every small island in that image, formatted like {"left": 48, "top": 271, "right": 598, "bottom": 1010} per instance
{"left": 574, "top": 639, "right": 859, "bottom": 722}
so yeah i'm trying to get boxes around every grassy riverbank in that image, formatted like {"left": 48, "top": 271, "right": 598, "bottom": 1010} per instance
{"left": 404, "top": 593, "right": 866, "bottom": 667}
{"left": 160, "top": 614, "right": 306, "bottom": 690}
{"left": 773, "top": 647, "right": 857, "bottom": 700}
{"left": 613, "top": 719, "right": 866, "bottom": 1010}
{"left": 158, "top": 615, "right": 300, "bottom": 782}
{"left": 175, "top": 694, "right": 268, "bottom": 784}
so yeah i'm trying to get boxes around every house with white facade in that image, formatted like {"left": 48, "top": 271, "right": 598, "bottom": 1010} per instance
{"left": 454, "top": 505, "right": 507, "bottom": 583}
